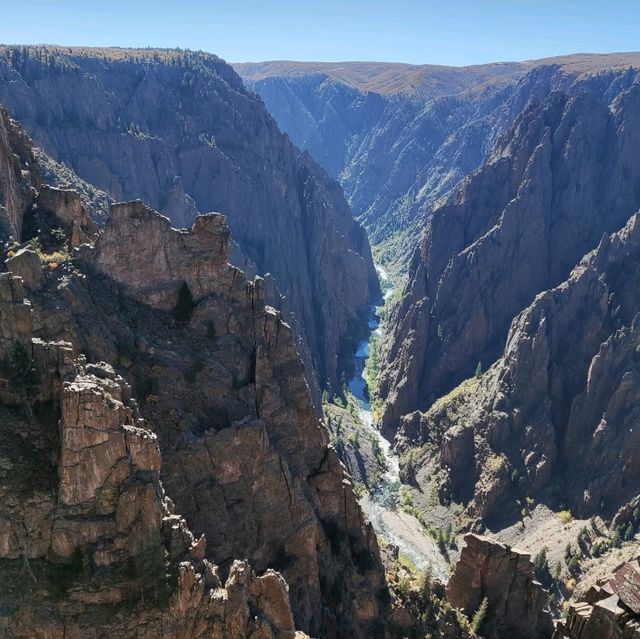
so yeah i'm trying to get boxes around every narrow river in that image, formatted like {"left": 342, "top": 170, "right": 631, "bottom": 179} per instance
{"left": 347, "top": 266, "right": 450, "bottom": 582}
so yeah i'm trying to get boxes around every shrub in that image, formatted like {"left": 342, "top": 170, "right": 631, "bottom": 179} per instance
{"left": 624, "top": 522, "right": 635, "bottom": 542}
{"left": 352, "top": 482, "right": 367, "bottom": 498}
{"left": 612, "top": 527, "right": 623, "bottom": 548}
{"left": 173, "top": 282, "right": 195, "bottom": 324}
{"left": 130, "top": 537, "right": 171, "bottom": 608}
{"left": 50, "top": 227, "right": 67, "bottom": 245}
{"left": 558, "top": 510, "right": 573, "bottom": 525}
{"left": 566, "top": 555, "right": 580, "bottom": 574}
{"left": 532, "top": 547, "right": 554, "bottom": 589}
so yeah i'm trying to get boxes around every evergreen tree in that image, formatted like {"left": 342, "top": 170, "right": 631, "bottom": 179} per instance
{"left": 173, "top": 282, "right": 195, "bottom": 323}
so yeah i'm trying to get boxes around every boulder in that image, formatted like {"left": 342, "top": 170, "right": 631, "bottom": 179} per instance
{"left": 5, "top": 247, "right": 44, "bottom": 290}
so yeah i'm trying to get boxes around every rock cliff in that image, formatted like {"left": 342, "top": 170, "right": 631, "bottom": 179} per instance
{"left": 379, "top": 79, "right": 640, "bottom": 439}
{"left": 0, "top": 276, "right": 306, "bottom": 638}
{"left": 554, "top": 559, "right": 640, "bottom": 639}
{"left": 0, "top": 105, "right": 40, "bottom": 241}
{"left": 447, "top": 534, "right": 553, "bottom": 639}
{"left": 236, "top": 55, "right": 640, "bottom": 273}
{"left": 0, "top": 105, "right": 386, "bottom": 638}
{"left": 395, "top": 207, "right": 640, "bottom": 526}
{"left": 0, "top": 45, "right": 380, "bottom": 393}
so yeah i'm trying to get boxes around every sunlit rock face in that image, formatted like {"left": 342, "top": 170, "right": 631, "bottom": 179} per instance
{"left": 0, "top": 45, "right": 380, "bottom": 395}
{"left": 0, "top": 105, "right": 387, "bottom": 638}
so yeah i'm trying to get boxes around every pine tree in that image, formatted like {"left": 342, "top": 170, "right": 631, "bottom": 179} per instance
{"left": 471, "top": 597, "right": 489, "bottom": 634}
{"left": 173, "top": 282, "right": 195, "bottom": 323}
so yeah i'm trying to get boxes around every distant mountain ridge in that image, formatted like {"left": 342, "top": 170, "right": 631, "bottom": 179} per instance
{"left": 235, "top": 52, "right": 640, "bottom": 272}
{"left": 236, "top": 52, "right": 640, "bottom": 96}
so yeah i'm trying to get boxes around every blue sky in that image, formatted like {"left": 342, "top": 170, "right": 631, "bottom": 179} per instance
{"left": 2, "top": 0, "right": 638, "bottom": 66}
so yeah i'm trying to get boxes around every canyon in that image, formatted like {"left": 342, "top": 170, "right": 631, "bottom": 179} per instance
{"left": 0, "top": 45, "right": 380, "bottom": 397}
{"left": 2, "top": 41, "right": 640, "bottom": 639}
{"left": 237, "top": 51, "right": 640, "bottom": 637}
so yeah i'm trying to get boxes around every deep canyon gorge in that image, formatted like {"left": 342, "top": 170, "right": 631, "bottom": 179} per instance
{"left": 1, "top": 43, "right": 640, "bottom": 638}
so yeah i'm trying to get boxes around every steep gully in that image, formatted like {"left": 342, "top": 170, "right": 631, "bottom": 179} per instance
{"left": 347, "top": 266, "right": 450, "bottom": 582}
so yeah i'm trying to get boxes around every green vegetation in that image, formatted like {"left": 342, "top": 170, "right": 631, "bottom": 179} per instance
{"left": 532, "top": 547, "right": 555, "bottom": 590}
{"left": 130, "top": 536, "right": 172, "bottom": 608}
{"left": 591, "top": 538, "right": 610, "bottom": 558}
{"left": 400, "top": 448, "right": 416, "bottom": 483}
{"left": 173, "top": 282, "right": 195, "bottom": 324}
{"left": 388, "top": 557, "right": 473, "bottom": 638}
{"left": 49, "top": 227, "right": 67, "bottom": 245}
{"left": 30, "top": 237, "right": 69, "bottom": 266}
{"left": 352, "top": 482, "right": 367, "bottom": 498}
{"left": 400, "top": 485, "right": 414, "bottom": 509}
{"left": 470, "top": 597, "right": 489, "bottom": 634}
{"left": 558, "top": 510, "right": 573, "bottom": 525}
{"left": 564, "top": 543, "right": 580, "bottom": 574}
{"left": 0, "top": 535, "right": 171, "bottom": 609}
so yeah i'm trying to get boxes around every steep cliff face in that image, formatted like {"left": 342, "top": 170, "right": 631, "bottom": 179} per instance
{"left": 0, "top": 106, "right": 40, "bottom": 241}
{"left": 396, "top": 208, "right": 640, "bottom": 526}
{"left": 379, "top": 79, "right": 640, "bottom": 437}
{"left": 447, "top": 534, "right": 553, "bottom": 639}
{"left": 238, "top": 63, "right": 526, "bottom": 270}
{"left": 0, "top": 45, "right": 380, "bottom": 392}
{"left": 0, "top": 108, "right": 386, "bottom": 638}
{"left": 0, "top": 275, "right": 306, "bottom": 638}
{"left": 236, "top": 55, "right": 640, "bottom": 272}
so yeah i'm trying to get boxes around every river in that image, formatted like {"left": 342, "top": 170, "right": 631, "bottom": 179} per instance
{"left": 347, "top": 266, "right": 450, "bottom": 582}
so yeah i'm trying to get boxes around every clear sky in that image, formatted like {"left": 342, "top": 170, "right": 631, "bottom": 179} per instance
{"left": 2, "top": 0, "right": 639, "bottom": 66}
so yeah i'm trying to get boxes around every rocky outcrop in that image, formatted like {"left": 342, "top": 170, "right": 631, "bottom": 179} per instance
{"left": 554, "top": 560, "right": 640, "bottom": 639}
{"left": 36, "top": 184, "right": 98, "bottom": 247}
{"left": 0, "top": 45, "right": 380, "bottom": 392}
{"left": 0, "top": 106, "right": 39, "bottom": 242}
{"left": 397, "top": 205, "right": 640, "bottom": 525}
{"left": 379, "top": 78, "right": 640, "bottom": 437}
{"left": 447, "top": 534, "right": 553, "bottom": 639}
{"left": 0, "top": 196, "right": 386, "bottom": 636}
{"left": 0, "top": 277, "right": 306, "bottom": 637}
{"left": 80, "top": 201, "right": 385, "bottom": 636}
{"left": 0, "top": 107, "right": 387, "bottom": 637}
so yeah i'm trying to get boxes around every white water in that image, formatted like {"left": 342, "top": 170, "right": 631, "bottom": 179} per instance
{"left": 347, "top": 266, "right": 450, "bottom": 581}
